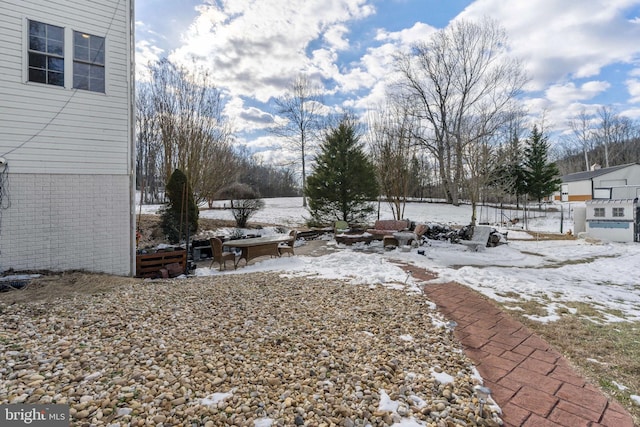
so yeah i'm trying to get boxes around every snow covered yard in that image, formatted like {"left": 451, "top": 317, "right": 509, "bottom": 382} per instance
{"left": 179, "top": 197, "right": 640, "bottom": 325}
{"left": 179, "top": 197, "right": 640, "bottom": 421}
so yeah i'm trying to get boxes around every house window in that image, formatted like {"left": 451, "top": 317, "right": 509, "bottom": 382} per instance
{"left": 593, "top": 207, "right": 605, "bottom": 217}
{"left": 28, "top": 20, "right": 64, "bottom": 86}
{"left": 73, "top": 31, "right": 105, "bottom": 92}
{"left": 613, "top": 207, "right": 624, "bottom": 217}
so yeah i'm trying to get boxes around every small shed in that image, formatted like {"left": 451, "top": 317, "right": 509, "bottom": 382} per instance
{"left": 585, "top": 199, "right": 639, "bottom": 243}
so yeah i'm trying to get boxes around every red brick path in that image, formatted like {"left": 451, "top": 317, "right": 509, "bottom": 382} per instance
{"left": 406, "top": 266, "right": 635, "bottom": 427}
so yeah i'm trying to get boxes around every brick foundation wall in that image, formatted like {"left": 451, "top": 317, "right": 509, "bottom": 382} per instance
{"left": 0, "top": 173, "right": 133, "bottom": 275}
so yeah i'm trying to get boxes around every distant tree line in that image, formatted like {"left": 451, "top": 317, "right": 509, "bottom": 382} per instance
{"left": 135, "top": 59, "right": 300, "bottom": 208}
{"left": 138, "top": 22, "right": 640, "bottom": 231}
{"left": 556, "top": 106, "right": 640, "bottom": 175}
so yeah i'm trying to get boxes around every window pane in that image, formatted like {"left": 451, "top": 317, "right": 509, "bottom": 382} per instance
{"left": 48, "top": 25, "right": 64, "bottom": 42}
{"left": 74, "top": 75, "right": 88, "bottom": 90}
{"left": 90, "top": 38, "right": 105, "bottom": 63}
{"left": 90, "top": 47, "right": 105, "bottom": 65}
{"left": 29, "top": 21, "right": 45, "bottom": 37}
{"left": 90, "top": 64, "right": 105, "bottom": 80}
{"left": 29, "top": 68, "right": 46, "bottom": 83}
{"left": 75, "top": 45, "right": 89, "bottom": 61}
{"left": 48, "top": 57, "right": 64, "bottom": 72}
{"left": 29, "top": 52, "right": 46, "bottom": 69}
{"left": 74, "top": 62, "right": 89, "bottom": 76}
{"left": 48, "top": 71, "right": 64, "bottom": 86}
{"left": 74, "top": 31, "right": 89, "bottom": 48}
{"left": 90, "top": 77, "right": 105, "bottom": 93}
{"left": 29, "top": 35, "right": 45, "bottom": 52}
{"left": 48, "top": 39, "right": 64, "bottom": 56}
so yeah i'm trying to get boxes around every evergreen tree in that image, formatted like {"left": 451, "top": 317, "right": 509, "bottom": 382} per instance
{"left": 523, "top": 126, "right": 562, "bottom": 202}
{"left": 160, "top": 169, "right": 199, "bottom": 243}
{"left": 305, "top": 116, "right": 379, "bottom": 225}
{"left": 492, "top": 135, "right": 527, "bottom": 206}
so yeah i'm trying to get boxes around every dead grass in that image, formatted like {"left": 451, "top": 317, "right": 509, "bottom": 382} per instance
{"left": 0, "top": 272, "right": 141, "bottom": 305}
{"left": 499, "top": 297, "right": 550, "bottom": 318}
{"left": 135, "top": 214, "right": 277, "bottom": 248}
{"left": 507, "top": 304, "right": 640, "bottom": 424}
{"left": 497, "top": 291, "right": 640, "bottom": 422}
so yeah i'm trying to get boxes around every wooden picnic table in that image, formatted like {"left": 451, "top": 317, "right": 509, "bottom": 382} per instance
{"left": 223, "top": 235, "right": 293, "bottom": 266}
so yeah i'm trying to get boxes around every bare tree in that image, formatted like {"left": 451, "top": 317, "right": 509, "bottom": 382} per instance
{"left": 593, "top": 106, "right": 638, "bottom": 168}
{"left": 367, "top": 102, "right": 417, "bottom": 220}
{"left": 199, "top": 140, "right": 239, "bottom": 207}
{"left": 136, "top": 83, "right": 163, "bottom": 203}
{"left": 271, "top": 74, "right": 325, "bottom": 207}
{"left": 567, "top": 109, "right": 596, "bottom": 171}
{"left": 146, "top": 59, "right": 233, "bottom": 202}
{"left": 394, "top": 18, "right": 527, "bottom": 206}
{"left": 463, "top": 134, "right": 494, "bottom": 225}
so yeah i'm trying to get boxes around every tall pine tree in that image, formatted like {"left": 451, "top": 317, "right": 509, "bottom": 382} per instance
{"left": 523, "top": 125, "right": 562, "bottom": 202}
{"left": 305, "top": 116, "right": 379, "bottom": 225}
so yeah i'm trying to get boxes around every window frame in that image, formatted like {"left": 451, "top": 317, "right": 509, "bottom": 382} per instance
{"left": 27, "top": 19, "right": 65, "bottom": 87}
{"left": 72, "top": 30, "right": 106, "bottom": 93}
{"left": 593, "top": 207, "right": 605, "bottom": 218}
{"left": 612, "top": 207, "right": 625, "bottom": 218}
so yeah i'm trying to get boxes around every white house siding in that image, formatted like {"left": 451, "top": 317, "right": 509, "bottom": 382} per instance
{"left": 0, "top": 0, "right": 134, "bottom": 275}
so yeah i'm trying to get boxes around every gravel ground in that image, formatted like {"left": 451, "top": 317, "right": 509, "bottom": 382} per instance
{"left": 0, "top": 272, "right": 502, "bottom": 426}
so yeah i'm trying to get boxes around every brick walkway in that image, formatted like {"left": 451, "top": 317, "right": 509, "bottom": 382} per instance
{"left": 406, "top": 267, "right": 635, "bottom": 427}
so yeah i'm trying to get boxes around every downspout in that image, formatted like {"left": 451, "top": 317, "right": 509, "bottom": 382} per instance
{"left": 128, "top": 0, "right": 137, "bottom": 276}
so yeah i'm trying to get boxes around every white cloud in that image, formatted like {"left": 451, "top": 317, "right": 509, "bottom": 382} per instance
{"left": 167, "top": 0, "right": 375, "bottom": 102}
{"left": 626, "top": 78, "right": 640, "bottom": 102}
{"left": 323, "top": 24, "right": 350, "bottom": 51}
{"left": 135, "top": 0, "right": 640, "bottom": 159}
{"left": 134, "top": 40, "right": 164, "bottom": 81}
{"left": 620, "top": 106, "right": 640, "bottom": 119}
{"left": 458, "top": 0, "right": 640, "bottom": 89}
{"left": 546, "top": 81, "right": 611, "bottom": 104}
{"left": 375, "top": 21, "right": 437, "bottom": 45}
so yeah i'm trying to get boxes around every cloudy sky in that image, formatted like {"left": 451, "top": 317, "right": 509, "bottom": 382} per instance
{"left": 135, "top": 0, "right": 640, "bottom": 165}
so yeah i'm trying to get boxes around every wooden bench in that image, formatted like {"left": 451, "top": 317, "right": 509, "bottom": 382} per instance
{"left": 136, "top": 249, "right": 187, "bottom": 278}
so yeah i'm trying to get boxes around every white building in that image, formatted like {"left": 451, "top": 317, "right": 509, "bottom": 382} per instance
{"left": 0, "top": 0, "right": 135, "bottom": 275}
{"left": 584, "top": 199, "right": 639, "bottom": 243}
{"left": 559, "top": 163, "right": 640, "bottom": 202}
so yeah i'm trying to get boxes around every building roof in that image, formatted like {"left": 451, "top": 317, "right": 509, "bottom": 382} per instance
{"left": 586, "top": 198, "right": 637, "bottom": 205}
{"left": 561, "top": 163, "right": 640, "bottom": 183}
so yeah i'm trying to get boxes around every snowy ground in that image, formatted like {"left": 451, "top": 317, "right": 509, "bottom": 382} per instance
{"left": 138, "top": 196, "right": 640, "bottom": 421}
{"left": 141, "top": 197, "right": 640, "bottom": 324}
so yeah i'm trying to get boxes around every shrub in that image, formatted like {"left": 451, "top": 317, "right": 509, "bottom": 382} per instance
{"left": 218, "top": 183, "right": 265, "bottom": 228}
{"left": 160, "top": 169, "right": 198, "bottom": 243}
